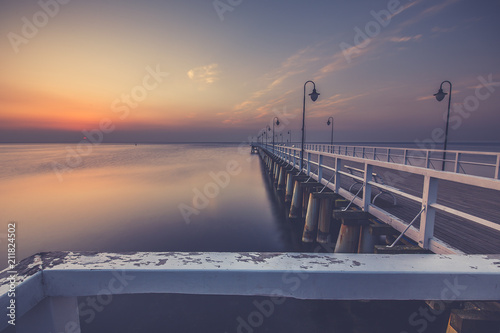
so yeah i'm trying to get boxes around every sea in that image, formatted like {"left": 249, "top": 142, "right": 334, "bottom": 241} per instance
{"left": 1, "top": 142, "right": 498, "bottom": 333}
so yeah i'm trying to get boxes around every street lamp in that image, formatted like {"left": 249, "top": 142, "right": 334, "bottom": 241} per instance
{"left": 327, "top": 116, "right": 334, "bottom": 147}
{"left": 301, "top": 80, "right": 320, "bottom": 170}
{"left": 288, "top": 130, "right": 291, "bottom": 145}
{"left": 434, "top": 80, "right": 452, "bottom": 171}
{"left": 272, "top": 117, "right": 280, "bottom": 154}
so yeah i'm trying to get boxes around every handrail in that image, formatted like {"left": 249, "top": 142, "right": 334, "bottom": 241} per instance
{"left": 264, "top": 142, "right": 500, "bottom": 180}
{"left": 258, "top": 143, "right": 500, "bottom": 254}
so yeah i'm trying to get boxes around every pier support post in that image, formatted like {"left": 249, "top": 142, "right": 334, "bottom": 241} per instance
{"left": 317, "top": 193, "right": 339, "bottom": 244}
{"left": 332, "top": 211, "right": 371, "bottom": 253}
{"left": 285, "top": 173, "right": 294, "bottom": 202}
{"left": 277, "top": 165, "right": 287, "bottom": 190}
{"left": 301, "top": 183, "right": 321, "bottom": 219}
{"left": 289, "top": 180, "right": 304, "bottom": 219}
{"left": 302, "top": 193, "right": 320, "bottom": 242}
{"left": 357, "top": 224, "right": 377, "bottom": 253}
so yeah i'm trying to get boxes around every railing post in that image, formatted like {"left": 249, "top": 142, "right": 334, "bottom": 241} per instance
{"left": 307, "top": 152, "right": 311, "bottom": 175}
{"left": 363, "top": 164, "right": 373, "bottom": 211}
{"left": 495, "top": 154, "right": 499, "bottom": 179}
{"left": 454, "top": 152, "right": 461, "bottom": 173}
{"left": 403, "top": 149, "right": 408, "bottom": 165}
{"left": 318, "top": 154, "right": 323, "bottom": 182}
{"left": 387, "top": 148, "right": 391, "bottom": 162}
{"left": 419, "top": 175, "right": 438, "bottom": 249}
{"left": 425, "top": 150, "right": 430, "bottom": 169}
{"left": 299, "top": 150, "right": 303, "bottom": 171}
{"left": 334, "top": 158, "right": 341, "bottom": 194}
{"left": 373, "top": 147, "right": 377, "bottom": 160}
{"left": 362, "top": 147, "right": 365, "bottom": 159}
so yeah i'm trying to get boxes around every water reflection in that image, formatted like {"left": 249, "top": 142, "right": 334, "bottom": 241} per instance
{"left": 0, "top": 144, "right": 295, "bottom": 267}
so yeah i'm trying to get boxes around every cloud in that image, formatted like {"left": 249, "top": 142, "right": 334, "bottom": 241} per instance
{"left": 416, "top": 95, "right": 435, "bottom": 101}
{"left": 187, "top": 63, "right": 219, "bottom": 84}
{"left": 398, "top": 0, "right": 459, "bottom": 29}
{"left": 389, "top": 34, "right": 422, "bottom": 43}
{"left": 231, "top": 46, "right": 319, "bottom": 114}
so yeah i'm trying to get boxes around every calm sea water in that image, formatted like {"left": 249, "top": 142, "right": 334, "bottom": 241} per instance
{"left": 1, "top": 143, "right": 476, "bottom": 332}
{"left": 0, "top": 143, "right": 296, "bottom": 266}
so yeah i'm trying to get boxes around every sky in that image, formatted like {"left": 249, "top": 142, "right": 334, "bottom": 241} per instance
{"left": 0, "top": 0, "right": 499, "bottom": 144}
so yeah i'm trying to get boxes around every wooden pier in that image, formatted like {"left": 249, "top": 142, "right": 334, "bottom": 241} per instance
{"left": 259, "top": 143, "right": 500, "bottom": 255}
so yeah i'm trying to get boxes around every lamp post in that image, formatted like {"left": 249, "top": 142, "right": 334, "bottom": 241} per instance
{"left": 434, "top": 80, "right": 452, "bottom": 171}
{"left": 272, "top": 117, "right": 280, "bottom": 154}
{"left": 327, "top": 116, "right": 334, "bottom": 147}
{"left": 280, "top": 133, "right": 283, "bottom": 144}
{"left": 301, "top": 81, "right": 320, "bottom": 170}
{"left": 288, "top": 130, "right": 291, "bottom": 145}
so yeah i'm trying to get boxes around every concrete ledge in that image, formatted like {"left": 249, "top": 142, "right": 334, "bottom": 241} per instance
{"left": 2, "top": 252, "right": 500, "bottom": 331}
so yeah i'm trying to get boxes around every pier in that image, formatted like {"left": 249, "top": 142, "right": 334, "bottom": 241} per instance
{"left": 1, "top": 143, "right": 500, "bottom": 332}
{"left": 257, "top": 142, "right": 500, "bottom": 254}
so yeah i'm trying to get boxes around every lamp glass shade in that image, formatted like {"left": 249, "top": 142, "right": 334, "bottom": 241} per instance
{"left": 434, "top": 88, "right": 447, "bottom": 102}
{"left": 309, "top": 88, "right": 319, "bottom": 102}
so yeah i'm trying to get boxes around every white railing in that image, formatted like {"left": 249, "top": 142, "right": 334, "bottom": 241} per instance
{"left": 259, "top": 143, "right": 500, "bottom": 255}
{"left": 2, "top": 252, "right": 500, "bottom": 332}
{"left": 270, "top": 143, "right": 500, "bottom": 180}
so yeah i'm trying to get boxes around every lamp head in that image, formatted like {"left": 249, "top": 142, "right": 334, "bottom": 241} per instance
{"left": 309, "top": 88, "right": 320, "bottom": 102}
{"left": 434, "top": 88, "right": 447, "bottom": 102}
{"left": 327, "top": 119, "right": 331, "bottom": 126}
{"left": 276, "top": 119, "right": 280, "bottom": 126}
